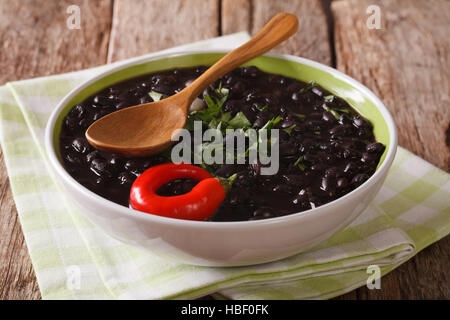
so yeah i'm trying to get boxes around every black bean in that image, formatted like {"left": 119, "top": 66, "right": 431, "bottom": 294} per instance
{"left": 230, "top": 81, "right": 246, "bottom": 98}
{"left": 228, "top": 188, "right": 249, "bottom": 205}
{"left": 280, "top": 118, "right": 295, "bottom": 129}
{"left": 338, "top": 114, "right": 352, "bottom": 126}
{"left": 353, "top": 115, "right": 369, "bottom": 128}
{"left": 282, "top": 174, "right": 306, "bottom": 186}
{"left": 343, "top": 162, "right": 358, "bottom": 174}
{"left": 292, "top": 195, "right": 308, "bottom": 206}
{"left": 64, "top": 117, "right": 78, "bottom": 131}
{"left": 241, "top": 66, "right": 260, "bottom": 78}
{"left": 305, "top": 120, "right": 322, "bottom": 131}
{"left": 298, "top": 140, "right": 315, "bottom": 153}
{"left": 78, "top": 118, "right": 91, "bottom": 129}
{"left": 321, "top": 175, "right": 336, "bottom": 192}
{"left": 279, "top": 142, "right": 297, "bottom": 156}
{"left": 72, "top": 138, "right": 91, "bottom": 154}
{"left": 86, "top": 150, "right": 101, "bottom": 163}
{"left": 162, "top": 75, "right": 177, "bottom": 85}
{"left": 324, "top": 167, "right": 340, "bottom": 178}
{"left": 268, "top": 74, "right": 288, "bottom": 85}
{"left": 214, "top": 164, "right": 239, "bottom": 178}
{"left": 366, "top": 142, "right": 385, "bottom": 154}
{"left": 329, "top": 125, "right": 347, "bottom": 136}
{"left": 139, "top": 95, "right": 151, "bottom": 104}
{"left": 222, "top": 100, "right": 241, "bottom": 113}
{"left": 93, "top": 110, "right": 108, "bottom": 121}
{"left": 124, "top": 159, "right": 152, "bottom": 172}
{"left": 93, "top": 95, "right": 110, "bottom": 106}
{"left": 109, "top": 87, "right": 121, "bottom": 95}
{"left": 69, "top": 105, "right": 85, "bottom": 119}
{"left": 95, "top": 176, "right": 108, "bottom": 186}
{"left": 108, "top": 155, "right": 124, "bottom": 168}
{"left": 90, "top": 158, "right": 112, "bottom": 177}
{"left": 303, "top": 152, "right": 317, "bottom": 163}
{"left": 360, "top": 151, "right": 373, "bottom": 163}
{"left": 244, "top": 90, "right": 260, "bottom": 103}
{"left": 336, "top": 177, "right": 349, "bottom": 189}
{"left": 151, "top": 84, "right": 172, "bottom": 94}
{"left": 151, "top": 75, "right": 163, "bottom": 85}
{"left": 351, "top": 173, "right": 369, "bottom": 186}
{"left": 194, "top": 66, "right": 208, "bottom": 74}
{"left": 272, "top": 184, "right": 293, "bottom": 194}
{"left": 263, "top": 95, "right": 279, "bottom": 106}
{"left": 285, "top": 82, "right": 302, "bottom": 92}
{"left": 184, "top": 79, "right": 195, "bottom": 87}
{"left": 118, "top": 172, "right": 134, "bottom": 186}
{"left": 251, "top": 207, "right": 275, "bottom": 219}
{"left": 253, "top": 115, "right": 269, "bottom": 129}
{"left": 115, "top": 101, "right": 132, "bottom": 110}
{"left": 117, "top": 90, "right": 132, "bottom": 101}
{"left": 291, "top": 92, "right": 302, "bottom": 102}
{"left": 310, "top": 163, "right": 326, "bottom": 172}
{"left": 65, "top": 153, "right": 81, "bottom": 165}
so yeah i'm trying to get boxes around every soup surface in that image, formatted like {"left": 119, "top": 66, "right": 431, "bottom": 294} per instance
{"left": 59, "top": 66, "right": 385, "bottom": 221}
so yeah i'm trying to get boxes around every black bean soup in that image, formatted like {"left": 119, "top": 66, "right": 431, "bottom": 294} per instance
{"left": 59, "top": 66, "right": 385, "bottom": 222}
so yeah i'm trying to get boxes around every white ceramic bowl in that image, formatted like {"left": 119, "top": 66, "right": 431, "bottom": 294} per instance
{"left": 45, "top": 50, "right": 397, "bottom": 266}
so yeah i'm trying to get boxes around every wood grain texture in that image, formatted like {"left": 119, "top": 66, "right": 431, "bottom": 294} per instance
{"left": 107, "top": 0, "right": 219, "bottom": 62}
{"left": 222, "top": 0, "right": 332, "bottom": 66}
{"left": 333, "top": 0, "right": 450, "bottom": 171}
{"left": 0, "top": 0, "right": 112, "bottom": 83}
{"left": 0, "top": 0, "right": 113, "bottom": 300}
{"left": 332, "top": 0, "right": 450, "bottom": 299}
{"left": 221, "top": 0, "right": 251, "bottom": 34}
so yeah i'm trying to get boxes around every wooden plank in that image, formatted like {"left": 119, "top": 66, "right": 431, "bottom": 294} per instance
{"left": 0, "top": 0, "right": 113, "bottom": 300}
{"left": 108, "top": 0, "right": 219, "bottom": 62}
{"left": 333, "top": 0, "right": 450, "bottom": 171}
{"left": 0, "top": 0, "right": 112, "bottom": 83}
{"left": 332, "top": 0, "right": 450, "bottom": 299}
{"left": 221, "top": 0, "right": 251, "bottom": 35}
{"left": 221, "top": 0, "right": 332, "bottom": 66}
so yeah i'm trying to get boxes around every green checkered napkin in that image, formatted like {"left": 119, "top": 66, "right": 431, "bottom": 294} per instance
{"left": 0, "top": 33, "right": 449, "bottom": 300}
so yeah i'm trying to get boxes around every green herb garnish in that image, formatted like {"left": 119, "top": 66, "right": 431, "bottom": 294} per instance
{"left": 323, "top": 105, "right": 340, "bottom": 120}
{"left": 216, "top": 173, "right": 238, "bottom": 192}
{"left": 294, "top": 155, "right": 306, "bottom": 171}
{"left": 283, "top": 124, "right": 296, "bottom": 135}
{"left": 324, "top": 95, "right": 334, "bottom": 103}
{"left": 260, "top": 116, "right": 282, "bottom": 131}
{"left": 298, "top": 81, "right": 316, "bottom": 94}
{"left": 228, "top": 112, "right": 252, "bottom": 129}
{"left": 148, "top": 90, "right": 163, "bottom": 101}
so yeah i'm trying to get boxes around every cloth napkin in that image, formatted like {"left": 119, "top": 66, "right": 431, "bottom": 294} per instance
{"left": 0, "top": 33, "right": 449, "bottom": 300}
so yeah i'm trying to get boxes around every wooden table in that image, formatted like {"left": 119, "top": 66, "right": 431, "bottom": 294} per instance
{"left": 0, "top": 0, "right": 449, "bottom": 300}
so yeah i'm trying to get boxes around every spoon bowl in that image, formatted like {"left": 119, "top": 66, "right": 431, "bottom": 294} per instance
{"left": 86, "top": 13, "right": 299, "bottom": 157}
{"left": 85, "top": 95, "right": 187, "bottom": 156}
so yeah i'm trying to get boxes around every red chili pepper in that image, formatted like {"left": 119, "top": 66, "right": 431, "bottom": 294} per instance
{"left": 129, "top": 163, "right": 226, "bottom": 221}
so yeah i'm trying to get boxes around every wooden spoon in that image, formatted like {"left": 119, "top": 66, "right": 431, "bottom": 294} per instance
{"left": 86, "top": 13, "right": 299, "bottom": 157}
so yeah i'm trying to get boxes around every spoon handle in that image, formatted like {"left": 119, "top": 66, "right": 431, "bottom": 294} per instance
{"left": 179, "top": 13, "right": 299, "bottom": 106}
